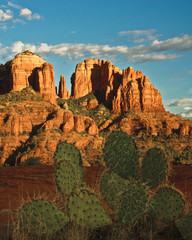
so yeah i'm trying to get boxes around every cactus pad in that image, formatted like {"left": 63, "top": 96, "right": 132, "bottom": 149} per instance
{"left": 118, "top": 182, "right": 149, "bottom": 226}
{"left": 19, "top": 199, "right": 69, "bottom": 236}
{"left": 149, "top": 186, "right": 185, "bottom": 223}
{"left": 68, "top": 189, "right": 112, "bottom": 229}
{"left": 55, "top": 159, "right": 83, "bottom": 195}
{"left": 54, "top": 142, "right": 81, "bottom": 167}
{"left": 141, "top": 148, "right": 168, "bottom": 189}
{"left": 100, "top": 170, "right": 127, "bottom": 212}
{"left": 175, "top": 212, "right": 192, "bottom": 240}
{"left": 103, "top": 131, "right": 139, "bottom": 180}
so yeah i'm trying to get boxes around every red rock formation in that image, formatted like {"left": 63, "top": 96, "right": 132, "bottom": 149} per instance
{"left": 35, "top": 63, "right": 57, "bottom": 104}
{"left": 1, "top": 50, "right": 57, "bottom": 104}
{"left": 58, "top": 75, "right": 70, "bottom": 99}
{"left": 113, "top": 67, "right": 165, "bottom": 113}
{"left": 71, "top": 58, "right": 122, "bottom": 105}
{"left": 9, "top": 50, "right": 45, "bottom": 91}
{"left": 71, "top": 59, "right": 165, "bottom": 114}
{"left": 42, "top": 108, "right": 99, "bottom": 135}
{"left": 179, "top": 122, "right": 189, "bottom": 136}
{"left": 86, "top": 98, "right": 99, "bottom": 110}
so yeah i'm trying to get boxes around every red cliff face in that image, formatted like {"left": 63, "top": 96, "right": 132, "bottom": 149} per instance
{"left": 71, "top": 58, "right": 122, "bottom": 106}
{"left": 112, "top": 67, "right": 165, "bottom": 113}
{"left": 0, "top": 50, "right": 57, "bottom": 104}
{"left": 71, "top": 59, "right": 165, "bottom": 113}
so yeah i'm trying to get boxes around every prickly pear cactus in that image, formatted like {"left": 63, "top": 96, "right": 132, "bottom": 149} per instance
{"left": 68, "top": 189, "right": 112, "bottom": 229}
{"left": 103, "top": 131, "right": 139, "bottom": 180}
{"left": 148, "top": 185, "right": 185, "bottom": 223}
{"left": 55, "top": 159, "right": 83, "bottom": 195}
{"left": 118, "top": 182, "right": 149, "bottom": 226}
{"left": 141, "top": 148, "right": 169, "bottom": 189}
{"left": 175, "top": 212, "right": 192, "bottom": 240}
{"left": 18, "top": 199, "right": 69, "bottom": 236}
{"left": 54, "top": 142, "right": 81, "bottom": 167}
{"left": 100, "top": 170, "right": 127, "bottom": 212}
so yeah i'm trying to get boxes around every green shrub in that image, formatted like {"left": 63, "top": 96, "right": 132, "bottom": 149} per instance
{"left": 23, "top": 157, "right": 42, "bottom": 165}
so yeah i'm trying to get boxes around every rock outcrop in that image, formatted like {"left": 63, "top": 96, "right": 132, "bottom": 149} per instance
{"left": 0, "top": 50, "right": 57, "bottom": 104}
{"left": 71, "top": 59, "right": 122, "bottom": 105}
{"left": 112, "top": 67, "right": 165, "bottom": 113}
{"left": 35, "top": 62, "right": 57, "bottom": 104}
{"left": 58, "top": 75, "right": 70, "bottom": 99}
{"left": 71, "top": 59, "right": 165, "bottom": 113}
{"left": 43, "top": 108, "right": 99, "bottom": 135}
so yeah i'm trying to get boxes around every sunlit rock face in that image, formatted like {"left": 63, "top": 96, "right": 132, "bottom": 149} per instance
{"left": 0, "top": 50, "right": 57, "bottom": 104}
{"left": 58, "top": 75, "right": 70, "bottom": 100}
{"left": 71, "top": 59, "right": 165, "bottom": 113}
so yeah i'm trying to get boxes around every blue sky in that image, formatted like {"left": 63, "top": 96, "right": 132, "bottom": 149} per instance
{"left": 0, "top": 0, "right": 192, "bottom": 118}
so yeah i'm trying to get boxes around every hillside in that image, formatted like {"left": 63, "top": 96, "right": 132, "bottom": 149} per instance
{"left": 0, "top": 51, "right": 191, "bottom": 166}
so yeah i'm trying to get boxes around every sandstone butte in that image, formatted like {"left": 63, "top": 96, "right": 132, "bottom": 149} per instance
{"left": 0, "top": 51, "right": 191, "bottom": 166}
{"left": 71, "top": 58, "right": 165, "bottom": 113}
{"left": 0, "top": 50, "right": 57, "bottom": 104}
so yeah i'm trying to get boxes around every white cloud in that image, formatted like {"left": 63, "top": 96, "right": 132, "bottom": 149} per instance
{"left": 32, "top": 13, "right": 41, "bottom": 20}
{"left": 0, "top": 24, "right": 7, "bottom": 30}
{"left": 167, "top": 97, "right": 192, "bottom": 119}
{"left": 151, "top": 35, "right": 192, "bottom": 51}
{"left": 187, "top": 70, "right": 192, "bottom": 74}
{"left": 184, "top": 106, "right": 192, "bottom": 110}
{"left": 0, "top": 3, "right": 42, "bottom": 29}
{"left": 7, "top": 1, "right": 22, "bottom": 9}
{"left": 167, "top": 98, "right": 192, "bottom": 108}
{"left": 181, "top": 109, "right": 192, "bottom": 118}
{"left": 119, "top": 29, "right": 159, "bottom": 43}
{"left": 11, "top": 41, "right": 24, "bottom": 53}
{"left": 20, "top": 8, "right": 32, "bottom": 17}
{"left": 0, "top": 9, "right": 13, "bottom": 22}
{"left": 20, "top": 8, "right": 41, "bottom": 21}
{"left": 0, "top": 32, "right": 192, "bottom": 63}
{"left": 119, "top": 29, "right": 156, "bottom": 37}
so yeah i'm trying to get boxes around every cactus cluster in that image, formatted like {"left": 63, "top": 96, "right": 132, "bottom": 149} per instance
{"left": 18, "top": 141, "right": 111, "bottom": 238}
{"left": 17, "top": 131, "right": 192, "bottom": 239}
{"left": 100, "top": 130, "right": 192, "bottom": 239}
{"left": 54, "top": 141, "right": 84, "bottom": 196}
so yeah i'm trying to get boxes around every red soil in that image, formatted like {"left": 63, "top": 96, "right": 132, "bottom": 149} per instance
{"left": 0, "top": 165, "right": 192, "bottom": 229}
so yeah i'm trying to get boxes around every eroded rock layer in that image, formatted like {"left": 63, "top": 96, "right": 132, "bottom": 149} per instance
{"left": 0, "top": 50, "right": 57, "bottom": 104}
{"left": 71, "top": 59, "right": 122, "bottom": 106}
{"left": 71, "top": 59, "right": 165, "bottom": 113}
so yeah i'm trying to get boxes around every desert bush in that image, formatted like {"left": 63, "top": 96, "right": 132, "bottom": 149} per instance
{"left": 23, "top": 157, "right": 42, "bottom": 165}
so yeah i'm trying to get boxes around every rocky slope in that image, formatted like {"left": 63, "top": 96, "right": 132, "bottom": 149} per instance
{"left": 0, "top": 52, "right": 191, "bottom": 166}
